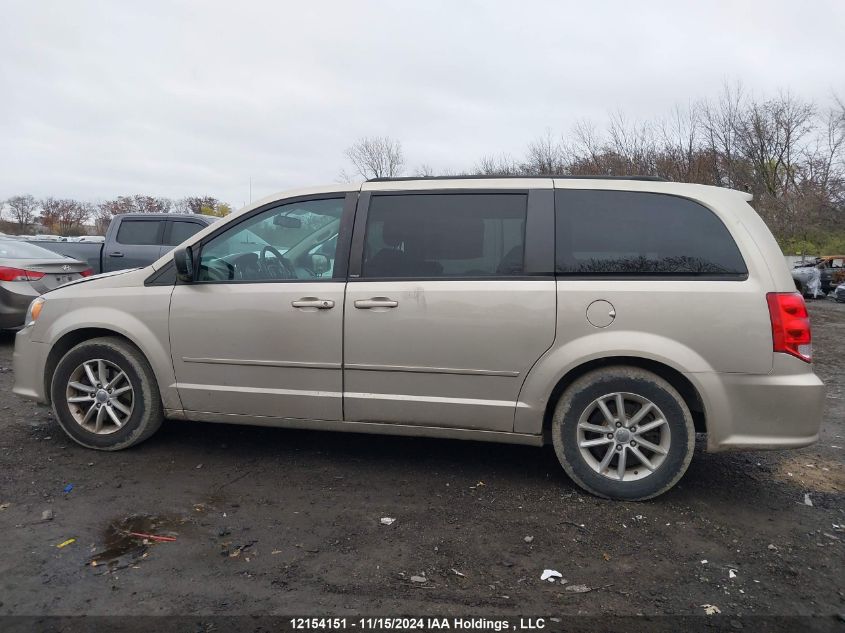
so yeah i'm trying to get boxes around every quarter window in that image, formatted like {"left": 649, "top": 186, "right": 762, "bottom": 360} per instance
{"left": 555, "top": 190, "right": 747, "bottom": 276}
{"left": 196, "top": 198, "right": 343, "bottom": 282}
{"left": 361, "top": 194, "right": 527, "bottom": 279}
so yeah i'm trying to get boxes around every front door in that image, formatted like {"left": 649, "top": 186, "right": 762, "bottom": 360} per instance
{"left": 105, "top": 218, "right": 166, "bottom": 272}
{"left": 343, "top": 189, "right": 556, "bottom": 432}
{"left": 170, "top": 195, "right": 353, "bottom": 421}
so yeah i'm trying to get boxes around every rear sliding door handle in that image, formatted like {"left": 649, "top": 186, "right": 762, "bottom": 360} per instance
{"left": 109, "top": 252, "right": 124, "bottom": 257}
{"left": 291, "top": 298, "right": 334, "bottom": 309}
{"left": 354, "top": 298, "right": 398, "bottom": 309}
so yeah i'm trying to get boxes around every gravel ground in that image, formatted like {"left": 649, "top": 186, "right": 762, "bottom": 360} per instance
{"left": 0, "top": 300, "right": 842, "bottom": 628}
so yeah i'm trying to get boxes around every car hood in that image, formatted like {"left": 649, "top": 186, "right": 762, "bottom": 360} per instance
{"left": 44, "top": 267, "right": 141, "bottom": 294}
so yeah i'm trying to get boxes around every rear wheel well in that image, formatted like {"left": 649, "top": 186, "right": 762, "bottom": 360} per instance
{"left": 43, "top": 328, "right": 140, "bottom": 405}
{"left": 542, "top": 357, "right": 706, "bottom": 442}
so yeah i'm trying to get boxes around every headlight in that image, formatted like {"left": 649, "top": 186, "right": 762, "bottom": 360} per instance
{"left": 25, "top": 296, "right": 45, "bottom": 326}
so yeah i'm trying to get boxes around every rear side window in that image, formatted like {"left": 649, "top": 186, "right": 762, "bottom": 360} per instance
{"left": 167, "top": 220, "right": 205, "bottom": 245}
{"left": 362, "top": 194, "right": 527, "bottom": 279}
{"left": 116, "top": 220, "right": 162, "bottom": 246}
{"left": 555, "top": 190, "right": 747, "bottom": 277}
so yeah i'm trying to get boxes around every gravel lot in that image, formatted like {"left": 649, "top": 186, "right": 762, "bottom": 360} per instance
{"left": 0, "top": 300, "right": 842, "bottom": 628}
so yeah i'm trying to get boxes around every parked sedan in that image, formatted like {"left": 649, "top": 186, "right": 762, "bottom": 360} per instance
{"left": 835, "top": 283, "right": 845, "bottom": 303}
{"left": 0, "top": 239, "right": 92, "bottom": 329}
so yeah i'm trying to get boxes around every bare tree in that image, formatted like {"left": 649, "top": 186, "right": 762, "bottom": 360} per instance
{"left": 131, "top": 195, "right": 171, "bottom": 214}
{"left": 699, "top": 82, "right": 747, "bottom": 189}
{"left": 40, "top": 198, "right": 90, "bottom": 235}
{"left": 5, "top": 195, "right": 38, "bottom": 231}
{"left": 174, "top": 196, "right": 219, "bottom": 215}
{"left": 345, "top": 136, "right": 405, "bottom": 179}
{"left": 473, "top": 153, "right": 523, "bottom": 176}
{"left": 524, "top": 129, "right": 565, "bottom": 175}
{"left": 656, "top": 103, "right": 707, "bottom": 183}
{"left": 414, "top": 163, "right": 437, "bottom": 178}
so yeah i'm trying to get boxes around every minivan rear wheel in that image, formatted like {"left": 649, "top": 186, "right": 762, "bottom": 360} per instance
{"left": 51, "top": 337, "right": 164, "bottom": 450}
{"left": 551, "top": 366, "right": 695, "bottom": 501}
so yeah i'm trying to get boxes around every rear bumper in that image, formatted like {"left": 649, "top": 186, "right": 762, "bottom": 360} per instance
{"left": 12, "top": 325, "right": 50, "bottom": 404}
{"left": 0, "top": 283, "right": 38, "bottom": 330}
{"left": 692, "top": 355, "right": 825, "bottom": 452}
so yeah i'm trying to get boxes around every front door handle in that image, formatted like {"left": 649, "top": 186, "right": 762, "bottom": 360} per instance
{"left": 109, "top": 252, "right": 124, "bottom": 257}
{"left": 354, "top": 297, "right": 398, "bottom": 309}
{"left": 291, "top": 298, "right": 334, "bottom": 309}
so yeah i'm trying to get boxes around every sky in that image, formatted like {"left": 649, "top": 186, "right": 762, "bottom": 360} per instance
{"left": 1, "top": 0, "right": 843, "bottom": 209}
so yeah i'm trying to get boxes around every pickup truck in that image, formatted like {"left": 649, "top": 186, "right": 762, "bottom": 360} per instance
{"left": 30, "top": 213, "right": 216, "bottom": 274}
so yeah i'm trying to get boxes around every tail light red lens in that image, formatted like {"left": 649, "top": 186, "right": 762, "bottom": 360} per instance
{"left": 0, "top": 266, "right": 46, "bottom": 282}
{"left": 766, "top": 292, "right": 812, "bottom": 362}
{"left": 80, "top": 268, "right": 94, "bottom": 277}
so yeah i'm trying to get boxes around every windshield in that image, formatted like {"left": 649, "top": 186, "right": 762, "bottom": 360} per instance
{"left": 0, "top": 240, "right": 68, "bottom": 260}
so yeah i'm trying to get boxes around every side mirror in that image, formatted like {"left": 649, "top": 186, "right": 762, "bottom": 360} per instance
{"left": 310, "top": 253, "right": 330, "bottom": 276}
{"left": 174, "top": 246, "right": 194, "bottom": 283}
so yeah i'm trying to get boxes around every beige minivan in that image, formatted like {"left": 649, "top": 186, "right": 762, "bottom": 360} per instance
{"left": 12, "top": 177, "right": 825, "bottom": 500}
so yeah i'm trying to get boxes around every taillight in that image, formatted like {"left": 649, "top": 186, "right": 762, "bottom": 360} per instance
{"left": 80, "top": 268, "right": 94, "bottom": 277}
{"left": 0, "top": 266, "right": 46, "bottom": 282}
{"left": 766, "top": 292, "right": 812, "bottom": 362}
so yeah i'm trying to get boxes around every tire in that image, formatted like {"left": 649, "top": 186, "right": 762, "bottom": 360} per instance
{"left": 551, "top": 366, "right": 695, "bottom": 501}
{"left": 50, "top": 337, "right": 164, "bottom": 450}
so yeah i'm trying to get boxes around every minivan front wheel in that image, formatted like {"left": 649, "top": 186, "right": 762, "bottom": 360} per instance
{"left": 552, "top": 367, "right": 695, "bottom": 501}
{"left": 51, "top": 337, "right": 164, "bottom": 450}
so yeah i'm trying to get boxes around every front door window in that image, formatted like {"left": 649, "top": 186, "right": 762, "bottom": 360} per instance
{"left": 197, "top": 198, "right": 343, "bottom": 282}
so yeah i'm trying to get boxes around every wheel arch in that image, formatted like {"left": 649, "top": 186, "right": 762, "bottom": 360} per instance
{"left": 44, "top": 328, "right": 153, "bottom": 406}
{"left": 539, "top": 356, "right": 707, "bottom": 443}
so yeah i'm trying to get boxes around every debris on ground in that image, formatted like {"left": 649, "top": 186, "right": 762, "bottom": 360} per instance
{"left": 227, "top": 540, "right": 257, "bottom": 558}
{"left": 56, "top": 538, "right": 75, "bottom": 548}
{"left": 701, "top": 559, "right": 708, "bottom": 564}
{"left": 602, "top": 552, "right": 611, "bottom": 561}
{"left": 702, "top": 604, "right": 721, "bottom": 615}
{"left": 803, "top": 493, "right": 813, "bottom": 506}
{"left": 196, "top": 464, "right": 203, "bottom": 469}
{"left": 410, "top": 574, "right": 427, "bottom": 583}
{"left": 0, "top": 502, "right": 9, "bottom": 511}
{"left": 380, "top": 517, "right": 396, "bottom": 526}
{"left": 451, "top": 568, "right": 465, "bottom": 577}
{"left": 540, "top": 569, "right": 563, "bottom": 582}
{"left": 128, "top": 532, "right": 176, "bottom": 542}
{"left": 565, "top": 584, "right": 591, "bottom": 593}
{"left": 729, "top": 569, "right": 737, "bottom": 579}
{"left": 767, "top": 544, "right": 777, "bottom": 551}
{"left": 41, "top": 509, "right": 54, "bottom": 521}
{"left": 63, "top": 484, "right": 73, "bottom": 495}
{"left": 524, "top": 535, "right": 534, "bottom": 543}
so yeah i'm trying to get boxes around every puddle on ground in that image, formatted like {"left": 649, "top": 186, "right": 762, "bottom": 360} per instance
{"left": 88, "top": 514, "right": 184, "bottom": 573}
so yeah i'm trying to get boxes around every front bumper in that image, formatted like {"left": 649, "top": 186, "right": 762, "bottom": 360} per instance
{"left": 693, "top": 354, "right": 825, "bottom": 452}
{"left": 13, "top": 325, "right": 50, "bottom": 404}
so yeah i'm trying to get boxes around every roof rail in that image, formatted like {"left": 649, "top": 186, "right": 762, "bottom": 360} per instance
{"left": 366, "top": 175, "right": 667, "bottom": 182}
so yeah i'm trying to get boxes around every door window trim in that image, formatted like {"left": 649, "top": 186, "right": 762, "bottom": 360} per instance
{"left": 184, "top": 192, "right": 357, "bottom": 285}
{"left": 348, "top": 189, "right": 554, "bottom": 281}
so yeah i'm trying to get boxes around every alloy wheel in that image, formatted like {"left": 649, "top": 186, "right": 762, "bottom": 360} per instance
{"left": 576, "top": 392, "right": 671, "bottom": 481}
{"left": 65, "top": 359, "right": 134, "bottom": 434}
